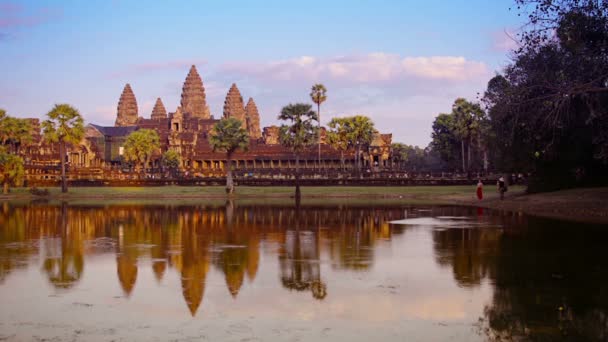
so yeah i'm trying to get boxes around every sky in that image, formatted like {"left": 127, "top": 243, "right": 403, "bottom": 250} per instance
{"left": 0, "top": 0, "right": 524, "bottom": 147}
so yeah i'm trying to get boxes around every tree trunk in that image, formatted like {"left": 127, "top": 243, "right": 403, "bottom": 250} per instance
{"left": 318, "top": 103, "right": 321, "bottom": 166}
{"left": 483, "top": 150, "right": 489, "bottom": 173}
{"left": 340, "top": 151, "right": 344, "bottom": 171}
{"left": 295, "top": 154, "right": 301, "bottom": 200}
{"left": 60, "top": 140, "right": 67, "bottom": 193}
{"left": 3, "top": 180, "right": 8, "bottom": 195}
{"left": 226, "top": 154, "right": 234, "bottom": 195}
{"left": 356, "top": 144, "right": 361, "bottom": 170}
{"left": 461, "top": 139, "right": 466, "bottom": 173}
{"left": 467, "top": 137, "right": 472, "bottom": 172}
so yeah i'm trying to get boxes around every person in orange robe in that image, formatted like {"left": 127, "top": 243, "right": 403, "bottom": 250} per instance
{"left": 476, "top": 179, "right": 483, "bottom": 200}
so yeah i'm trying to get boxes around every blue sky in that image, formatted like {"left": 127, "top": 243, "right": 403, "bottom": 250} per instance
{"left": 0, "top": 0, "right": 523, "bottom": 146}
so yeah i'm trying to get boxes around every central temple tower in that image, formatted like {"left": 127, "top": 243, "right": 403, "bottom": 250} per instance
{"left": 180, "top": 65, "right": 211, "bottom": 119}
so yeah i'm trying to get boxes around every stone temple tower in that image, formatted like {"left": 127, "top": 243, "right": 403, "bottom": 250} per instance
{"left": 244, "top": 97, "right": 262, "bottom": 139}
{"left": 180, "top": 65, "right": 211, "bottom": 119}
{"left": 115, "top": 83, "right": 138, "bottom": 126}
{"left": 223, "top": 83, "right": 246, "bottom": 124}
{"left": 150, "top": 98, "right": 167, "bottom": 120}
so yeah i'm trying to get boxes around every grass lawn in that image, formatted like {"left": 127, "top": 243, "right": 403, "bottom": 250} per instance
{"left": 2, "top": 185, "right": 525, "bottom": 203}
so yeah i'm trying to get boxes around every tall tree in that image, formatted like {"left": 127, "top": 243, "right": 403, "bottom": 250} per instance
{"left": 161, "top": 149, "right": 181, "bottom": 178}
{"left": 0, "top": 148, "right": 25, "bottom": 194}
{"left": 278, "top": 103, "right": 318, "bottom": 199}
{"left": 42, "top": 104, "right": 85, "bottom": 193}
{"left": 310, "top": 84, "right": 327, "bottom": 166}
{"left": 123, "top": 129, "right": 160, "bottom": 177}
{"left": 326, "top": 117, "right": 350, "bottom": 170}
{"left": 209, "top": 117, "right": 249, "bottom": 195}
{"left": 345, "top": 115, "right": 375, "bottom": 172}
{"left": 483, "top": 0, "right": 608, "bottom": 191}
{"left": 452, "top": 98, "right": 486, "bottom": 173}
{"left": 430, "top": 113, "right": 460, "bottom": 170}
{"left": 0, "top": 109, "right": 33, "bottom": 154}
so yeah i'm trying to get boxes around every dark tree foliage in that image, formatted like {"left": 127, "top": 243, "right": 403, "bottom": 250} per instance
{"left": 484, "top": 0, "right": 608, "bottom": 192}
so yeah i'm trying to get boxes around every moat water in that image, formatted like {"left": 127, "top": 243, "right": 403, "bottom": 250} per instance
{"left": 0, "top": 201, "right": 607, "bottom": 341}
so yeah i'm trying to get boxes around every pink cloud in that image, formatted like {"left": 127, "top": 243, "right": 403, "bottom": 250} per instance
{"left": 219, "top": 53, "right": 488, "bottom": 85}
{"left": 491, "top": 29, "right": 519, "bottom": 52}
{"left": 0, "top": 2, "right": 60, "bottom": 29}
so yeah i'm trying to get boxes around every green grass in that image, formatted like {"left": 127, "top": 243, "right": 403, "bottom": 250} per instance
{"left": 6, "top": 185, "right": 495, "bottom": 195}
{"left": 2, "top": 185, "right": 526, "bottom": 206}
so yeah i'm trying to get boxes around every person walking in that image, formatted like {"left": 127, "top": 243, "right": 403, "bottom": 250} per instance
{"left": 497, "top": 176, "right": 507, "bottom": 200}
{"left": 476, "top": 179, "right": 483, "bottom": 200}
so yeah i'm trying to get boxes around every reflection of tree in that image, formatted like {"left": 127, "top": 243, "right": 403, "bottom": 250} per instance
{"left": 41, "top": 203, "right": 84, "bottom": 289}
{"left": 0, "top": 204, "right": 34, "bottom": 284}
{"left": 476, "top": 216, "right": 608, "bottom": 341}
{"left": 433, "top": 227, "right": 500, "bottom": 288}
{"left": 279, "top": 229, "right": 326, "bottom": 300}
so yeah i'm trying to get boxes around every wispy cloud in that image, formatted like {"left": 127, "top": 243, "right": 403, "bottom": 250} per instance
{"left": 108, "top": 59, "right": 208, "bottom": 79}
{"left": 0, "top": 2, "right": 60, "bottom": 29}
{"left": 220, "top": 53, "right": 488, "bottom": 85}
{"left": 491, "top": 29, "right": 519, "bottom": 52}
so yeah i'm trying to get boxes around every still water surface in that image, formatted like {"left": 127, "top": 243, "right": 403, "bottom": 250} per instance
{"left": 0, "top": 202, "right": 607, "bottom": 341}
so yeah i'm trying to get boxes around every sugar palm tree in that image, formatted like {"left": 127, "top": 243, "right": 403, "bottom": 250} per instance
{"left": 310, "top": 84, "right": 327, "bottom": 166}
{"left": 345, "top": 115, "right": 375, "bottom": 171}
{"left": 42, "top": 104, "right": 85, "bottom": 193}
{"left": 209, "top": 117, "right": 249, "bottom": 195}
{"left": 278, "top": 103, "right": 318, "bottom": 199}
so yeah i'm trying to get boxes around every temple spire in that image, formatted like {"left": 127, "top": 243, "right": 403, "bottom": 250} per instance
{"left": 115, "top": 83, "right": 138, "bottom": 126}
{"left": 244, "top": 97, "right": 262, "bottom": 140}
{"left": 180, "top": 65, "right": 211, "bottom": 119}
{"left": 223, "top": 83, "right": 246, "bottom": 124}
{"left": 150, "top": 97, "right": 167, "bottom": 120}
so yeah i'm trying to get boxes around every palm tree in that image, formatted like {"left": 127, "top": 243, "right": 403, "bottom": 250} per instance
{"left": 209, "top": 117, "right": 249, "bottom": 195}
{"left": 327, "top": 117, "right": 351, "bottom": 171}
{"left": 345, "top": 115, "right": 375, "bottom": 172}
{"left": 310, "top": 84, "right": 327, "bottom": 166}
{"left": 42, "top": 104, "right": 85, "bottom": 193}
{"left": 0, "top": 150, "right": 25, "bottom": 194}
{"left": 278, "top": 103, "right": 318, "bottom": 199}
{"left": 0, "top": 109, "right": 33, "bottom": 154}
{"left": 452, "top": 98, "right": 485, "bottom": 173}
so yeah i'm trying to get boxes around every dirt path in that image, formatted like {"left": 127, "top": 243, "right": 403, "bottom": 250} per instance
{"left": 454, "top": 187, "right": 608, "bottom": 224}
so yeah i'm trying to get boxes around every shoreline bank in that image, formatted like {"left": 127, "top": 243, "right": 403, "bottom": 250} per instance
{"left": 2, "top": 186, "right": 607, "bottom": 224}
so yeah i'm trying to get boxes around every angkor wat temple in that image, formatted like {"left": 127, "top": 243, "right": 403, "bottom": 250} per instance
{"left": 23, "top": 65, "right": 393, "bottom": 183}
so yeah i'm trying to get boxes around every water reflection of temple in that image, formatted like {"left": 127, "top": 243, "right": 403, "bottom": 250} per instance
{"left": 0, "top": 203, "right": 480, "bottom": 316}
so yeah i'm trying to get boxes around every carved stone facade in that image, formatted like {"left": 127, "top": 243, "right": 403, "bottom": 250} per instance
{"left": 223, "top": 83, "right": 246, "bottom": 124}
{"left": 115, "top": 84, "right": 138, "bottom": 126}
{"left": 262, "top": 126, "right": 280, "bottom": 145}
{"left": 180, "top": 65, "right": 211, "bottom": 119}
{"left": 245, "top": 98, "right": 262, "bottom": 140}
